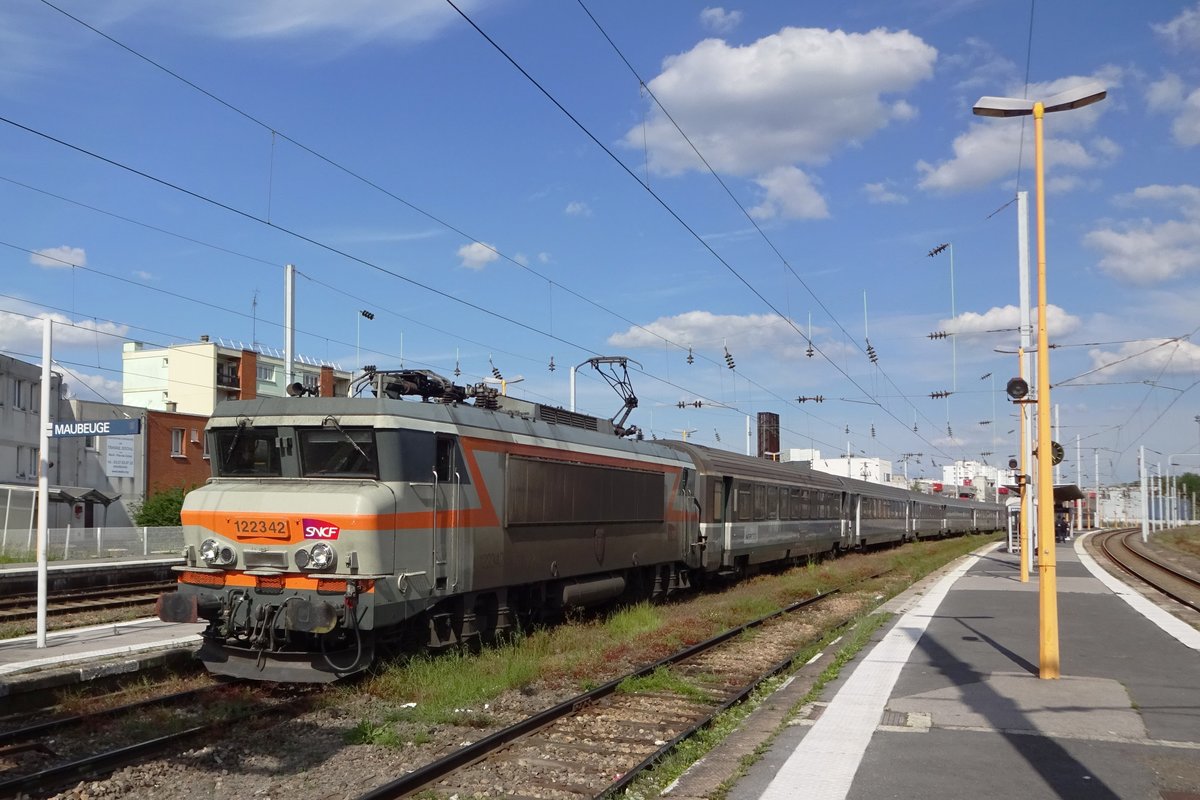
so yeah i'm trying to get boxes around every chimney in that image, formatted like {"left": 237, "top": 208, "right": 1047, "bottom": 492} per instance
{"left": 200, "top": 334, "right": 210, "bottom": 342}
{"left": 319, "top": 365, "right": 334, "bottom": 397}
{"left": 239, "top": 350, "right": 258, "bottom": 400}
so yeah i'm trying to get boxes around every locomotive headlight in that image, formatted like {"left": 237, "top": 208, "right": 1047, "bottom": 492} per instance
{"left": 294, "top": 548, "right": 310, "bottom": 569}
{"left": 309, "top": 543, "right": 335, "bottom": 570}
{"left": 200, "top": 538, "right": 220, "bottom": 565}
{"left": 200, "top": 538, "right": 236, "bottom": 567}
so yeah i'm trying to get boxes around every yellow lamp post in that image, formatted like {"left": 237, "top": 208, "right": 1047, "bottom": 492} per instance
{"left": 973, "top": 82, "right": 1107, "bottom": 680}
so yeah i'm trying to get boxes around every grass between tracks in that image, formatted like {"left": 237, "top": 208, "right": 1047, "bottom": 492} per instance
{"left": 1158, "top": 525, "right": 1200, "bottom": 559}
{"left": 340, "top": 534, "right": 999, "bottom": 750}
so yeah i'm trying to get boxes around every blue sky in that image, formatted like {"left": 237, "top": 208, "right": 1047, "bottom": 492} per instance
{"left": 2, "top": 0, "right": 1199, "bottom": 485}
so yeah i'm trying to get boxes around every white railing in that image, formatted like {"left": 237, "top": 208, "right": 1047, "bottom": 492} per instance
{"left": 0, "top": 526, "right": 184, "bottom": 562}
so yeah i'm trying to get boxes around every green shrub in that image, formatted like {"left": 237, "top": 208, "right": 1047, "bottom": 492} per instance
{"left": 133, "top": 486, "right": 189, "bottom": 526}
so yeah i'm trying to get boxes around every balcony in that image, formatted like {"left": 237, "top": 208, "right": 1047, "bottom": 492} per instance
{"left": 216, "top": 368, "right": 240, "bottom": 389}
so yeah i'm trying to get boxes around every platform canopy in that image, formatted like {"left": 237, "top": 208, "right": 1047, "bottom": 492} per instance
{"left": 1052, "top": 484, "right": 1085, "bottom": 502}
{"left": 45, "top": 486, "right": 121, "bottom": 506}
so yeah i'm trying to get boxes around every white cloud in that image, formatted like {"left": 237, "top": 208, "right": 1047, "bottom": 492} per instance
{"left": 863, "top": 181, "right": 907, "bottom": 205}
{"left": 1171, "top": 89, "right": 1200, "bottom": 146}
{"left": 60, "top": 369, "right": 125, "bottom": 404}
{"left": 918, "top": 69, "right": 1121, "bottom": 193}
{"left": 1084, "top": 184, "right": 1200, "bottom": 282}
{"left": 699, "top": 7, "right": 742, "bottom": 33}
{"left": 537, "top": 252, "right": 551, "bottom": 264}
{"left": 1086, "top": 339, "right": 1200, "bottom": 378}
{"left": 31, "top": 246, "right": 86, "bottom": 269}
{"left": 564, "top": 200, "right": 592, "bottom": 217}
{"left": 456, "top": 241, "right": 499, "bottom": 270}
{"left": 946, "top": 304, "right": 1080, "bottom": 339}
{"left": 1147, "top": 73, "right": 1185, "bottom": 111}
{"left": 749, "top": 166, "right": 829, "bottom": 220}
{"left": 1153, "top": 3, "right": 1200, "bottom": 50}
{"left": 1146, "top": 73, "right": 1200, "bottom": 147}
{"left": 891, "top": 99, "right": 918, "bottom": 122}
{"left": 0, "top": 306, "right": 129, "bottom": 353}
{"left": 133, "top": 270, "right": 155, "bottom": 281}
{"left": 623, "top": 26, "right": 936, "bottom": 177}
{"left": 194, "top": 0, "right": 481, "bottom": 43}
{"left": 608, "top": 310, "right": 811, "bottom": 359}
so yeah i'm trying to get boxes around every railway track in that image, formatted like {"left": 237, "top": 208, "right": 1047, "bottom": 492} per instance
{"left": 354, "top": 575, "right": 872, "bottom": 800}
{"left": 0, "top": 579, "right": 175, "bottom": 623}
{"left": 0, "top": 680, "right": 312, "bottom": 798}
{"left": 1096, "top": 528, "right": 1200, "bottom": 612}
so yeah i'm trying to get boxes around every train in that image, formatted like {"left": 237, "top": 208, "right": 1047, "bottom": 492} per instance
{"left": 157, "top": 368, "right": 1005, "bottom": 682}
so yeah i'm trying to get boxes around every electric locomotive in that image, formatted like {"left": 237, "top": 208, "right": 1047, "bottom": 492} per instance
{"left": 158, "top": 368, "right": 703, "bottom": 682}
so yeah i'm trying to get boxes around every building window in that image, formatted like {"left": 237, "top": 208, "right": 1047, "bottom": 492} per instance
{"left": 257, "top": 364, "right": 276, "bottom": 382}
{"left": 202, "top": 433, "right": 210, "bottom": 460}
{"left": 30, "top": 382, "right": 39, "bottom": 413}
{"left": 16, "top": 445, "right": 37, "bottom": 478}
{"left": 171, "top": 428, "right": 185, "bottom": 456}
{"left": 84, "top": 435, "right": 98, "bottom": 450}
{"left": 13, "top": 379, "right": 26, "bottom": 410}
{"left": 302, "top": 372, "right": 319, "bottom": 390}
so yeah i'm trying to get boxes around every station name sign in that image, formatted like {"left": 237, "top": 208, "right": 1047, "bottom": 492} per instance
{"left": 51, "top": 419, "right": 142, "bottom": 438}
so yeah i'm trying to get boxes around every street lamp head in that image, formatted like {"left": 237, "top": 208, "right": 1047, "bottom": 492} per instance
{"left": 1043, "top": 81, "right": 1107, "bottom": 113}
{"left": 973, "top": 81, "right": 1106, "bottom": 117}
{"left": 972, "top": 95, "right": 1034, "bottom": 117}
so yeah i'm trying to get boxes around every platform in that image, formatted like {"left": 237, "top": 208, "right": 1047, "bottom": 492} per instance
{"left": 0, "top": 618, "right": 203, "bottom": 697}
{"left": 718, "top": 533, "right": 1200, "bottom": 800}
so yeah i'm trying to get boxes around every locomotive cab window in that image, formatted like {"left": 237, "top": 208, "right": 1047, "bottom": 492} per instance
{"left": 299, "top": 428, "right": 378, "bottom": 478}
{"left": 215, "top": 426, "right": 282, "bottom": 477}
{"left": 435, "top": 434, "right": 466, "bottom": 483}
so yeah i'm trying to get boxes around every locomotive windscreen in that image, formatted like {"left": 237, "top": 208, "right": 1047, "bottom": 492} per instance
{"left": 299, "top": 428, "right": 379, "bottom": 478}
{"left": 215, "top": 426, "right": 281, "bottom": 477}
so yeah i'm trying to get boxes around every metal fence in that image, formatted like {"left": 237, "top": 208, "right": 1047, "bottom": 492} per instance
{"left": 0, "top": 526, "right": 184, "bottom": 562}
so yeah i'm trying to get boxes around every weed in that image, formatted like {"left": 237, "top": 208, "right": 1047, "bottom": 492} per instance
{"left": 346, "top": 719, "right": 404, "bottom": 748}
{"left": 618, "top": 666, "right": 712, "bottom": 705}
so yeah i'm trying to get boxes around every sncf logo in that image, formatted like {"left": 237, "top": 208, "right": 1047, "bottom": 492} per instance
{"left": 302, "top": 518, "right": 341, "bottom": 539}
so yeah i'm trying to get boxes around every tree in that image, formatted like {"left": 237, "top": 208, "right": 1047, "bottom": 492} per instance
{"left": 133, "top": 486, "right": 189, "bottom": 526}
{"left": 1179, "top": 472, "right": 1200, "bottom": 498}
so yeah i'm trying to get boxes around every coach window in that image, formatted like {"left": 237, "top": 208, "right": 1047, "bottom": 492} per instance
{"left": 736, "top": 484, "right": 751, "bottom": 521}
{"left": 712, "top": 483, "right": 723, "bottom": 522}
{"left": 766, "top": 485, "right": 779, "bottom": 520}
{"left": 753, "top": 484, "right": 766, "bottom": 520}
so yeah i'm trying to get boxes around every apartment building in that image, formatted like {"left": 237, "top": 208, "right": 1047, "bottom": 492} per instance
{"left": 122, "top": 336, "right": 351, "bottom": 415}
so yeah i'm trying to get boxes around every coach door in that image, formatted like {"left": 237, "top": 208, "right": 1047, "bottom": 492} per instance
{"left": 680, "top": 468, "right": 704, "bottom": 569}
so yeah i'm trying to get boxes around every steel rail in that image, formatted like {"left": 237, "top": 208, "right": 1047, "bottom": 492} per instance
{"left": 1098, "top": 529, "right": 1200, "bottom": 613}
{"left": 0, "top": 684, "right": 218, "bottom": 747}
{"left": 0, "top": 691, "right": 307, "bottom": 798}
{"left": 355, "top": 569, "right": 893, "bottom": 800}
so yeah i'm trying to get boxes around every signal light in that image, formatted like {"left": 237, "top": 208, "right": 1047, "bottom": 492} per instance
{"left": 1006, "top": 377, "right": 1029, "bottom": 400}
